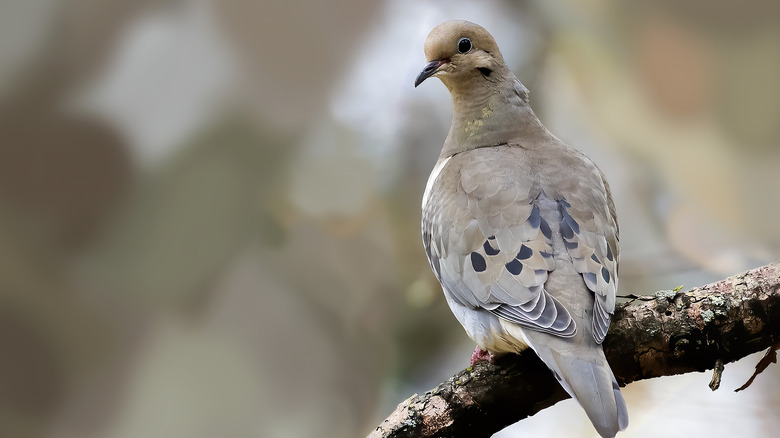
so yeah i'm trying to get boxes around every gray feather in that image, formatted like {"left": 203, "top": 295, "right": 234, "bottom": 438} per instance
{"left": 417, "top": 19, "right": 625, "bottom": 437}
{"left": 523, "top": 330, "right": 628, "bottom": 438}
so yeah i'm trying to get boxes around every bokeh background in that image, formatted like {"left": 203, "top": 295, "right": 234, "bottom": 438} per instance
{"left": 1, "top": 0, "right": 779, "bottom": 437}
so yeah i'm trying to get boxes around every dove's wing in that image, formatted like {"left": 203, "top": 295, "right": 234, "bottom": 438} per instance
{"left": 423, "top": 145, "right": 619, "bottom": 343}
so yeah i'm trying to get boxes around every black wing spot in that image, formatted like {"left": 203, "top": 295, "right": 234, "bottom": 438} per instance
{"left": 487, "top": 235, "right": 496, "bottom": 240}
{"left": 606, "top": 245, "right": 614, "bottom": 261}
{"left": 540, "top": 251, "right": 553, "bottom": 259}
{"left": 591, "top": 254, "right": 600, "bottom": 263}
{"left": 601, "top": 266, "right": 611, "bottom": 283}
{"left": 540, "top": 217, "right": 552, "bottom": 240}
{"left": 471, "top": 252, "right": 487, "bottom": 272}
{"left": 563, "top": 212, "right": 580, "bottom": 234}
{"left": 516, "top": 245, "right": 532, "bottom": 260}
{"left": 528, "top": 205, "right": 541, "bottom": 229}
{"left": 483, "top": 240, "right": 500, "bottom": 256}
{"left": 564, "top": 240, "right": 578, "bottom": 250}
{"left": 506, "top": 259, "right": 523, "bottom": 275}
{"left": 561, "top": 221, "right": 575, "bottom": 240}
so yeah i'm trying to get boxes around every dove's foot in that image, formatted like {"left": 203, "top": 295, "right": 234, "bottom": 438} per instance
{"left": 470, "top": 346, "right": 494, "bottom": 365}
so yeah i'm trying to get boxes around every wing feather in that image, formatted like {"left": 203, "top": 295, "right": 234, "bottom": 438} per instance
{"left": 423, "top": 146, "right": 619, "bottom": 343}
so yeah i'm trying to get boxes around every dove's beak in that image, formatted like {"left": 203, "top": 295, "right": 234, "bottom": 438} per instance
{"left": 415, "top": 59, "right": 448, "bottom": 87}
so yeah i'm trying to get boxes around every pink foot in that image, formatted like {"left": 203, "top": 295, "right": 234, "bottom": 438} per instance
{"left": 470, "top": 346, "right": 494, "bottom": 365}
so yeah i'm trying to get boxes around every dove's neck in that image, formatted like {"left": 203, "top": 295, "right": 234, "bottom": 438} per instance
{"left": 441, "top": 74, "right": 551, "bottom": 158}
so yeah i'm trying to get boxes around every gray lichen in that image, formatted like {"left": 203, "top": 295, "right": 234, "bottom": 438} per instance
{"left": 655, "top": 289, "right": 678, "bottom": 300}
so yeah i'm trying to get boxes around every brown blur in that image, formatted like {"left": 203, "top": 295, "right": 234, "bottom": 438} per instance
{"left": 0, "top": 1, "right": 778, "bottom": 437}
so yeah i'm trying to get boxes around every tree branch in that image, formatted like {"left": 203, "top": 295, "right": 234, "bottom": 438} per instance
{"left": 369, "top": 262, "right": 780, "bottom": 438}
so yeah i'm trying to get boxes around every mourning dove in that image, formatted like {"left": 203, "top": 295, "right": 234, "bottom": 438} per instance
{"left": 415, "top": 21, "right": 628, "bottom": 437}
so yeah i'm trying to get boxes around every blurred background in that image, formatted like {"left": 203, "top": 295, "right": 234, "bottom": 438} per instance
{"left": 1, "top": 0, "right": 779, "bottom": 437}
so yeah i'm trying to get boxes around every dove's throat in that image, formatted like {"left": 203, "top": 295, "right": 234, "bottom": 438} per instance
{"left": 441, "top": 77, "right": 551, "bottom": 158}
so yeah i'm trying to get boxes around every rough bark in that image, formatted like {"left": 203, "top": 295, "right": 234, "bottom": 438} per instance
{"left": 369, "top": 262, "right": 780, "bottom": 438}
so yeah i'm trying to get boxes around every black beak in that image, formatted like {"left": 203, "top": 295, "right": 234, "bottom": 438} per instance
{"left": 414, "top": 60, "right": 446, "bottom": 87}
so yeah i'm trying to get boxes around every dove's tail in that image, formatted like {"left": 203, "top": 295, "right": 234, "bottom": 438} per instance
{"left": 521, "top": 332, "right": 628, "bottom": 438}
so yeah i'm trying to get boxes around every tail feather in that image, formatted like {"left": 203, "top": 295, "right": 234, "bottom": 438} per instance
{"left": 526, "top": 337, "right": 628, "bottom": 438}
{"left": 613, "top": 378, "right": 629, "bottom": 431}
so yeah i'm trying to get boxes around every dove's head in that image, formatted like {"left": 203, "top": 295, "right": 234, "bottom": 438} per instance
{"left": 414, "top": 20, "right": 506, "bottom": 89}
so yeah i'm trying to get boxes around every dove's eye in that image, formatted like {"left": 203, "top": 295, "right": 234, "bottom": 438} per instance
{"left": 457, "top": 37, "right": 472, "bottom": 54}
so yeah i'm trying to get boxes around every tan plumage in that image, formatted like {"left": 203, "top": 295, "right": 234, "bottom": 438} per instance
{"left": 416, "top": 20, "right": 627, "bottom": 437}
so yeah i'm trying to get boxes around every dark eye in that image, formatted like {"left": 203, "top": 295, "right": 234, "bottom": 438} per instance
{"left": 457, "top": 37, "right": 472, "bottom": 54}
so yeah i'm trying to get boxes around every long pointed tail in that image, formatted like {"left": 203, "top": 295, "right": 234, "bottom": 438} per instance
{"left": 531, "top": 342, "right": 628, "bottom": 437}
